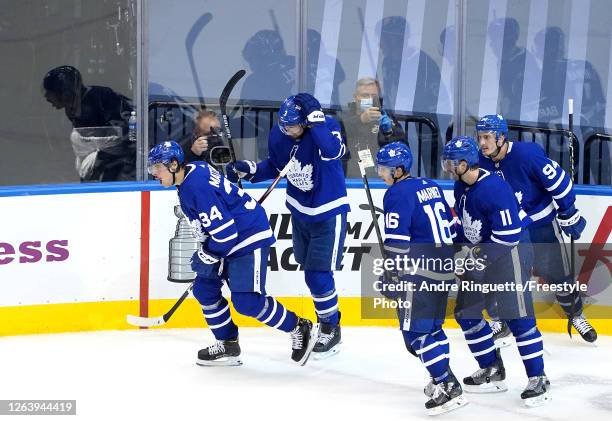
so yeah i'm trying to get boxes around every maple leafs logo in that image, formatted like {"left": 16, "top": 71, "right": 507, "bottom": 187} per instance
{"left": 188, "top": 219, "right": 207, "bottom": 242}
{"left": 462, "top": 208, "right": 482, "bottom": 244}
{"left": 286, "top": 159, "right": 314, "bottom": 192}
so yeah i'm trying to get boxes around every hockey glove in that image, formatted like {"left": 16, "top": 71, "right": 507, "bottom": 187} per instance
{"left": 465, "top": 246, "right": 488, "bottom": 283}
{"left": 191, "top": 245, "right": 221, "bottom": 275}
{"left": 379, "top": 111, "right": 393, "bottom": 134}
{"left": 226, "top": 160, "right": 257, "bottom": 183}
{"left": 557, "top": 205, "right": 586, "bottom": 240}
{"left": 378, "top": 270, "right": 403, "bottom": 300}
{"left": 293, "top": 93, "right": 325, "bottom": 125}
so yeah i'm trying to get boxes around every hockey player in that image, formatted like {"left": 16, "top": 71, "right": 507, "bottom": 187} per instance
{"left": 476, "top": 114, "right": 594, "bottom": 343}
{"left": 147, "top": 141, "right": 320, "bottom": 366}
{"left": 376, "top": 142, "right": 467, "bottom": 415}
{"left": 226, "top": 93, "right": 348, "bottom": 359}
{"left": 442, "top": 136, "right": 551, "bottom": 407}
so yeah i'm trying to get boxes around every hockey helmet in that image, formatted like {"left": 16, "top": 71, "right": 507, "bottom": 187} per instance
{"left": 476, "top": 114, "right": 508, "bottom": 140}
{"left": 148, "top": 140, "right": 185, "bottom": 174}
{"left": 376, "top": 141, "right": 413, "bottom": 179}
{"left": 278, "top": 95, "right": 304, "bottom": 135}
{"left": 441, "top": 136, "right": 479, "bottom": 173}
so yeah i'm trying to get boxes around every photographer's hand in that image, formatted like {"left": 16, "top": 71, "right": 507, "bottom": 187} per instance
{"left": 360, "top": 107, "right": 382, "bottom": 124}
{"left": 191, "top": 136, "right": 209, "bottom": 156}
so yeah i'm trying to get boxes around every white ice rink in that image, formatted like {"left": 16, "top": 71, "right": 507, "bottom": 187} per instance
{"left": 1, "top": 327, "right": 611, "bottom": 420}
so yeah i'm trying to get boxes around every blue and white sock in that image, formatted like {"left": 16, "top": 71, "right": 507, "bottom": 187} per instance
{"left": 403, "top": 330, "right": 450, "bottom": 382}
{"left": 255, "top": 296, "right": 298, "bottom": 333}
{"left": 201, "top": 297, "right": 239, "bottom": 340}
{"left": 458, "top": 319, "right": 497, "bottom": 368}
{"left": 508, "top": 322, "right": 545, "bottom": 377}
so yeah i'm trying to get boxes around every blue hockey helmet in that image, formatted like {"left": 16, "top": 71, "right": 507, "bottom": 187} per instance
{"left": 377, "top": 142, "right": 413, "bottom": 169}
{"left": 376, "top": 142, "right": 413, "bottom": 179}
{"left": 278, "top": 95, "right": 305, "bottom": 135}
{"left": 441, "top": 136, "right": 479, "bottom": 173}
{"left": 148, "top": 140, "right": 184, "bottom": 174}
{"left": 476, "top": 114, "right": 508, "bottom": 140}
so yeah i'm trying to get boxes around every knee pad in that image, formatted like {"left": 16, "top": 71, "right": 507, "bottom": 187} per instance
{"left": 192, "top": 276, "right": 223, "bottom": 306}
{"left": 304, "top": 270, "right": 334, "bottom": 294}
{"left": 401, "top": 330, "right": 426, "bottom": 348}
{"left": 231, "top": 292, "right": 266, "bottom": 318}
{"left": 455, "top": 318, "right": 484, "bottom": 333}
{"left": 506, "top": 318, "right": 537, "bottom": 338}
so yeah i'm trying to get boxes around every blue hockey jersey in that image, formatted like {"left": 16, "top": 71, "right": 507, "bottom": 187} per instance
{"left": 453, "top": 169, "right": 525, "bottom": 260}
{"left": 479, "top": 142, "right": 575, "bottom": 228}
{"left": 383, "top": 177, "right": 455, "bottom": 278}
{"left": 178, "top": 162, "right": 275, "bottom": 258}
{"left": 251, "top": 116, "right": 350, "bottom": 222}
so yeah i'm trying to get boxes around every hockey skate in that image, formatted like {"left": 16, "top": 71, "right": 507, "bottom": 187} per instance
{"left": 196, "top": 338, "right": 242, "bottom": 366}
{"left": 425, "top": 373, "right": 468, "bottom": 416}
{"left": 312, "top": 323, "right": 341, "bottom": 360}
{"left": 463, "top": 351, "right": 507, "bottom": 393}
{"left": 424, "top": 368, "right": 457, "bottom": 398}
{"left": 571, "top": 314, "right": 597, "bottom": 343}
{"left": 290, "top": 318, "right": 320, "bottom": 365}
{"left": 521, "top": 374, "right": 551, "bottom": 407}
{"left": 490, "top": 320, "right": 513, "bottom": 348}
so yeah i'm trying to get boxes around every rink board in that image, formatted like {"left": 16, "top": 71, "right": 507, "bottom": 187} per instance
{"left": 1, "top": 181, "right": 611, "bottom": 336}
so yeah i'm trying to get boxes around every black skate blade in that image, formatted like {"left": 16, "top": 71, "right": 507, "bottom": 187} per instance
{"left": 296, "top": 323, "right": 320, "bottom": 366}
{"left": 427, "top": 395, "right": 469, "bottom": 416}
{"left": 464, "top": 381, "right": 507, "bottom": 394}
{"left": 523, "top": 391, "right": 551, "bottom": 408}
{"left": 196, "top": 356, "right": 243, "bottom": 367}
{"left": 312, "top": 341, "right": 341, "bottom": 360}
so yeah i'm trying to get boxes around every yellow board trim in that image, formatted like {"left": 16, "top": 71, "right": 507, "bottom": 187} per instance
{"left": 2, "top": 297, "right": 612, "bottom": 337}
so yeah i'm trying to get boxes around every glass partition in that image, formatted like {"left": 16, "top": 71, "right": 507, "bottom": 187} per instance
{"left": 3, "top": 1, "right": 609, "bottom": 187}
{"left": 0, "top": 0, "right": 137, "bottom": 185}
{"left": 304, "top": 0, "right": 454, "bottom": 180}
{"left": 147, "top": 0, "right": 298, "bottom": 164}
{"left": 463, "top": 0, "right": 612, "bottom": 184}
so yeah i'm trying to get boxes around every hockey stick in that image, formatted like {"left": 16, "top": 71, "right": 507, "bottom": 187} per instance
{"left": 357, "top": 148, "right": 412, "bottom": 322}
{"left": 567, "top": 98, "right": 577, "bottom": 337}
{"left": 185, "top": 13, "right": 212, "bottom": 102}
{"left": 126, "top": 158, "right": 296, "bottom": 328}
{"left": 127, "top": 284, "right": 193, "bottom": 328}
{"left": 219, "top": 70, "right": 247, "bottom": 188}
{"left": 357, "top": 149, "right": 386, "bottom": 257}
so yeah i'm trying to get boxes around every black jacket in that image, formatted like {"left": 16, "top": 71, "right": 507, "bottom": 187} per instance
{"left": 178, "top": 132, "right": 225, "bottom": 165}
{"left": 339, "top": 102, "right": 407, "bottom": 178}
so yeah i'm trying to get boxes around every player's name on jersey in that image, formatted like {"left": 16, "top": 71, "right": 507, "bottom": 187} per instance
{"left": 416, "top": 186, "right": 443, "bottom": 203}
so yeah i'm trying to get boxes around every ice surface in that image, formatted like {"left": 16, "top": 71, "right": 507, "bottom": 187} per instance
{"left": 1, "top": 327, "right": 610, "bottom": 420}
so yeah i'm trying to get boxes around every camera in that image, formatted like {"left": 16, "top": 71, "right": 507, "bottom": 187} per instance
{"left": 207, "top": 126, "right": 225, "bottom": 144}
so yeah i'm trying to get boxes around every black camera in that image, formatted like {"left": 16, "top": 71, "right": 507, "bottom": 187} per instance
{"left": 206, "top": 126, "right": 225, "bottom": 145}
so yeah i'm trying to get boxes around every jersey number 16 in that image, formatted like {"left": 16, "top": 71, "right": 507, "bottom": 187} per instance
{"left": 423, "top": 203, "right": 453, "bottom": 245}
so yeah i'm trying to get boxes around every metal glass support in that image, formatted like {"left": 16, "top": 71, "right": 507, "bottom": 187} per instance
{"left": 454, "top": 0, "right": 467, "bottom": 138}
{"left": 296, "top": 0, "right": 308, "bottom": 92}
{"left": 136, "top": 0, "right": 149, "bottom": 181}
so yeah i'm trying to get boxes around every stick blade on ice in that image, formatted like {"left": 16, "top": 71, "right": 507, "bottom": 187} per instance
{"left": 126, "top": 314, "right": 166, "bottom": 328}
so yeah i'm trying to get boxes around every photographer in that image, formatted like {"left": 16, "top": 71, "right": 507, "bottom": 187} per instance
{"left": 179, "top": 109, "right": 225, "bottom": 164}
{"left": 340, "top": 77, "right": 406, "bottom": 177}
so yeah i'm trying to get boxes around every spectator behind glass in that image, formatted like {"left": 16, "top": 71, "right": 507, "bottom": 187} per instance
{"left": 340, "top": 77, "right": 406, "bottom": 178}
{"left": 42, "top": 65, "right": 135, "bottom": 182}
{"left": 178, "top": 109, "right": 225, "bottom": 164}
